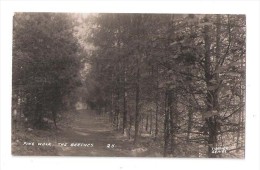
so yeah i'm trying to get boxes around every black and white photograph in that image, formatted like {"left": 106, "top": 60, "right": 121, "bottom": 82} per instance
{"left": 11, "top": 12, "right": 246, "bottom": 158}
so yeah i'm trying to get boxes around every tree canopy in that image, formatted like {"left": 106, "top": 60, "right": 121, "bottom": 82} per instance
{"left": 12, "top": 13, "right": 82, "bottom": 128}
{"left": 85, "top": 14, "right": 245, "bottom": 157}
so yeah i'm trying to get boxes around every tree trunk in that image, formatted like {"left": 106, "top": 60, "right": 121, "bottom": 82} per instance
{"left": 236, "top": 54, "right": 244, "bottom": 152}
{"left": 163, "top": 91, "right": 169, "bottom": 157}
{"left": 155, "top": 64, "right": 159, "bottom": 140}
{"left": 187, "top": 106, "right": 193, "bottom": 143}
{"left": 128, "top": 114, "right": 133, "bottom": 140}
{"left": 204, "top": 15, "right": 220, "bottom": 158}
{"left": 52, "top": 108, "right": 58, "bottom": 129}
{"left": 134, "top": 55, "right": 140, "bottom": 145}
{"left": 122, "top": 63, "right": 128, "bottom": 135}
{"left": 114, "top": 47, "right": 121, "bottom": 130}
{"left": 109, "top": 89, "right": 114, "bottom": 123}
{"left": 145, "top": 114, "right": 149, "bottom": 132}
{"left": 168, "top": 89, "right": 177, "bottom": 156}
{"left": 133, "top": 15, "right": 142, "bottom": 145}
{"left": 150, "top": 114, "right": 153, "bottom": 134}
{"left": 163, "top": 89, "right": 176, "bottom": 156}
{"left": 114, "top": 89, "right": 120, "bottom": 130}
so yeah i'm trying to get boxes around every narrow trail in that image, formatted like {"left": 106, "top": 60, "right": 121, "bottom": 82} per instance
{"left": 56, "top": 110, "right": 138, "bottom": 156}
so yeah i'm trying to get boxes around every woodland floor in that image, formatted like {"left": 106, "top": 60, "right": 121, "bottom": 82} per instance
{"left": 12, "top": 109, "right": 163, "bottom": 157}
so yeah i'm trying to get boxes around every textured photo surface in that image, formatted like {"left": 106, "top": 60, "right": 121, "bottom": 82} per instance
{"left": 12, "top": 13, "right": 245, "bottom": 157}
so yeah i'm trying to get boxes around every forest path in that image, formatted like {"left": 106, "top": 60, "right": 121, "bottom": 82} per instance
{"left": 56, "top": 109, "right": 140, "bottom": 156}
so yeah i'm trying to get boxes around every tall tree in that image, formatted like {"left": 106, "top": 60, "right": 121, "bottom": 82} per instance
{"left": 12, "top": 13, "right": 82, "bottom": 129}
{"left": 85, "top": 13, "right": 245, "bottom": 157}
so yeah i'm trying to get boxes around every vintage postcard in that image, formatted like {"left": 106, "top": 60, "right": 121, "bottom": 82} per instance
{"left": 11, "top": 12, "right": 245, "bottom": 158}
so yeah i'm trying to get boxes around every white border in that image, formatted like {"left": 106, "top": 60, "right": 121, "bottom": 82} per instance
{"left": 1, "top": 1, "right": 260, "bottom": 170}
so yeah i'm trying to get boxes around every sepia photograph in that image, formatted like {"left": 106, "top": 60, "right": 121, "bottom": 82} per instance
{"left": 11, "top": 12, "right": 246, "bottom": 158}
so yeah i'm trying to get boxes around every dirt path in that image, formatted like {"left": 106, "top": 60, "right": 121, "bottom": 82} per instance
{"left": 56, "top": 110, "right": 137, "bottom": 156}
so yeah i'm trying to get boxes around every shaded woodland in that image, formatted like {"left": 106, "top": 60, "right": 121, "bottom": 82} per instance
{"left": 12, "top": 13, "right": 245, "bottom": 158}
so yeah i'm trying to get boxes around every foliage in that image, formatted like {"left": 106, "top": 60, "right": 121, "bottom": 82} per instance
{"left": 85, "top": 14, "right": 245, "bottom": 158}
{"left": 12, "top": 13, "right": 82, "bottom": 129}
